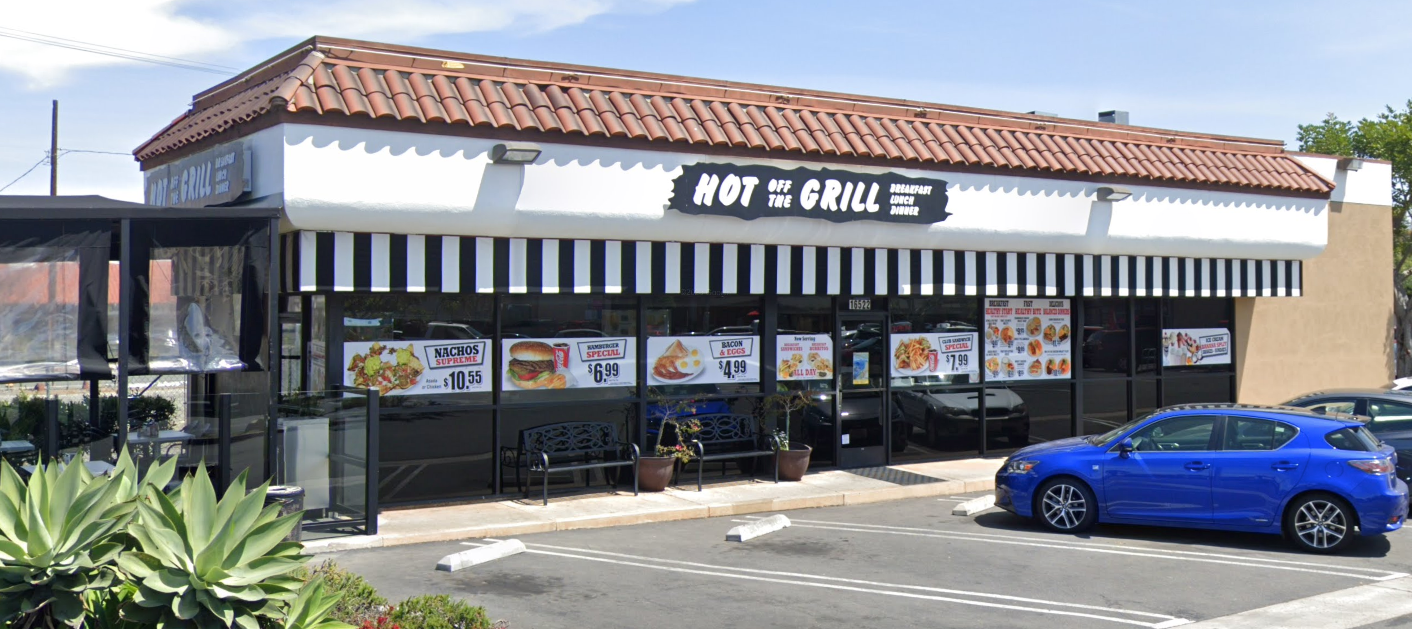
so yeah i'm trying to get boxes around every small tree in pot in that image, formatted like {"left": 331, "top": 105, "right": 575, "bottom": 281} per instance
{"left": 760, "top": 389, "right": 814, "bottom": 481}
{"left": 639, "top": 392, "right": 702, "bottom": 492}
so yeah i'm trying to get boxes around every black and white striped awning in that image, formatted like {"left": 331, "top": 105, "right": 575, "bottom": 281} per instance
{"left": 284, "top": 231, "right": 1302, "bottom": 298}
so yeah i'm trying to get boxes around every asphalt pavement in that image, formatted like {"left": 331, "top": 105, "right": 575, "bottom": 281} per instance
{"left": 327, "top": 495, "right": 1412, "bottom": 629}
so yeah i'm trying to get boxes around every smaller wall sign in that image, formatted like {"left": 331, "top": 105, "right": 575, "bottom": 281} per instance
{"left": 1163, "top": 329, "right": 1231, "bottom": 367}
{"left": 501, "top": 338, "right": 636, "bottom": 390}
{"left": 647, "top": 335, "right": 760, "bottom": 385}
{"left": 344, "top": 339, "right": 491, "bottom": 396}
{"left": 847, "top": 298, "right": 873, "bottom": 311}
{"left": 777, "top": 335, "right": 835, "bottom": 381}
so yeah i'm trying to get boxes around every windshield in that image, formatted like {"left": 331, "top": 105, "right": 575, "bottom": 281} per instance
{"left": 1087, "top": 411, "right": 1158, "bottom": 447}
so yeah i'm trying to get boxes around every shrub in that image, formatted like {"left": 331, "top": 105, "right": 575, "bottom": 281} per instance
{"left": 302, "top": 561, "right": 387, "bottom": 625}
{"left": 387, "top": 595, "right": 492, "bottom": 629}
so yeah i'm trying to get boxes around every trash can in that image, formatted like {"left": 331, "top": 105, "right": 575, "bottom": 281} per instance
{"left": 264, "top": 485, "right": 305, "bottom": 542}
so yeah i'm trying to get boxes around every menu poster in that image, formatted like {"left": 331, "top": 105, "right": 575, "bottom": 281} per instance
{"left": 344, "top": 339, "right": 491, "bottom": 396}
{"left": 984, "top": 299, "right": 1072, "bottom": 381}
{"left": 776, "top": 335, "right": 835, "bottom": 381}
{"left": 889, "top": 332, "right": 979, "bottom": 378}
{"left": 647, "top": 335, "right": 760, "bottom": 385}
{"left": 501, "top": 338, "right": 636, "bottom": 391}
{"left": 1163, "top": 328, "right": 1231, "bottom": 367}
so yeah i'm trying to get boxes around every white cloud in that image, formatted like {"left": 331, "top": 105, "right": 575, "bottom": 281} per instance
{"left": 0, "top": 0, "right": 691, "bottom": 88}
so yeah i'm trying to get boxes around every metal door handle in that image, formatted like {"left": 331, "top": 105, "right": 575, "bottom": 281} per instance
{"left": 1184, "top": 462, "right": 1211, "bottom": 471}
{"left": 1271, "top": 462, "right": 1301, "bottom": 471}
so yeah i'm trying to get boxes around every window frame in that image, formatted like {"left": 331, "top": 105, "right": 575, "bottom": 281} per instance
{"left": 1115, "top": 413, "right": 1223, "bottom": 453}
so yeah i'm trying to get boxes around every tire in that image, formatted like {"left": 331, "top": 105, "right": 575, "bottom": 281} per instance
{"left": 1034, "top": 477, "right": 1098, "bottom": 533}
{"left": 1284, "top": 493, "right": 1356, "bottom": 554}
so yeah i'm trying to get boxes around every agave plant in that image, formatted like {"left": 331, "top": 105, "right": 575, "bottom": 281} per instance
{"left": 118, "top": 465, "right": 307, "bottom": 629}
{"left": 282, "top": 576, "right": 354, "bottom": 629}
{"left": 0, "top": 451, "right": 174, "bottom": 628}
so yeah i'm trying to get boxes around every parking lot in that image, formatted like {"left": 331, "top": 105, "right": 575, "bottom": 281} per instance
{"left": 329, "top": 496, "right": 1412, "bottom": 628}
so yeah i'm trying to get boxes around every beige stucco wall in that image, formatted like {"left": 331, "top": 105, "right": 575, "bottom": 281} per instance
{"left": 1235, "top": 201, "right": 1394, "bottom": 403}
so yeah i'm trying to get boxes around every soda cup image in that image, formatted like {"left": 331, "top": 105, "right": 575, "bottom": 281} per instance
{"left": 927, "top": 349, "right": 939, "bottom": 372}
{"left": 552, "top": 343, "right": 570, "bottom": 370}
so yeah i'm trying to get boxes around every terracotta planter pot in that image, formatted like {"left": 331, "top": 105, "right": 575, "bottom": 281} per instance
{"left": 777, "top": 445, "right": 812, "bottom": 481}
{"left": 638, "top": 456, "right": 676, "bottom": 492}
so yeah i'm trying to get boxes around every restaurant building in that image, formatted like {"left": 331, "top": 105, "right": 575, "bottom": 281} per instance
{"left": 134, "top": 37, "right": 1394, "bottom": 507}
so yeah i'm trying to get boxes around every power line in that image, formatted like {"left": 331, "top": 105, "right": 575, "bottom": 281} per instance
{"left": 0, "top": 156, "right": 49, "bottom": 193}
{"left": 59, "top": 148, "right": 132, "bottom": 157}
{"left": 0, "top": 27, "right": 235, "bottom": 75}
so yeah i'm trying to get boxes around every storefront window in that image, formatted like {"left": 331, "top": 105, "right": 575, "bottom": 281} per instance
{"left": 890, "top": 297, "right": 979, "bottom": 387}
{"left": 1162, "top": 299, "right": 1234, "bottom": 374}
{"left": 1163, "top": 375, "right": 1234, "bottom": 406}
{"left": 991, "top": 383, "right": 1073, "bottom": 456}
{"left": 1134, "top": 299, "right": 1160, "bottom": 375}
{"left": 891, "top": 386, "right": 984, "bottom": 461}
{"left": 645, "top": 295, "right": 762, "bottom": 398}
{"left": 1081, "top": 298, "right": 1129, "bottom": 378}
{"left": 1134, "top": 378, "right": 1158, "bottom": 419}
{"left": 500, "top": 295, "right": 637, "bottom": 404}
{"left": 777, "top": 297, "right": 834, "bottom": 394}
{"left": 1082, "top": 379, "right": 1127, "bottom": 436}
{"left": 379, "top": 408, "right": 493, "bottom": 505}
{"left": 343, "top": 294, "right": 495, "bottom": 406}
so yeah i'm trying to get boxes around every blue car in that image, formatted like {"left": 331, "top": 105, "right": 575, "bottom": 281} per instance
{"left": 995, "top": 404, "right": 1409, "bottom": 553}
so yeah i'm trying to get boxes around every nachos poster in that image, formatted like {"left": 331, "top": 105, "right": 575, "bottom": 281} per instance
{"left": 500, "top": 338, "right": 636, "bottom": 391}
{"left": 344, "top": 339, "right": 491, "bottom": 396}
{"left": 647, "top": 335, "right": 760, "bottom": 385}
{"left": 983, "top": 299, "right": 1072, "bottom": 381}
{"left": 776, "top": 335, "right": 835, "bottom": 381}
{"left": 1162, "top": 328, "right": 1231, "bottom": 367}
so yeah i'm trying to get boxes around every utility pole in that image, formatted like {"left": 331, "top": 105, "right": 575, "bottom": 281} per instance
{"left": 49, "top": 100, "right": 58, "bottom": 195}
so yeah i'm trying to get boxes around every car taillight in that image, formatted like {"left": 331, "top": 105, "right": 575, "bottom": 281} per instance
{"left": 1349, "top": 459, "right": 1395, "bottom": 474}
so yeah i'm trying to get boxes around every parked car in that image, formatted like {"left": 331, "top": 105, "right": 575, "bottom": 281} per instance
{"left": 1283, "top": 388, "right": 1412, "bottom": 484}
{"left": 892, "top": 387, "right": 1029, "bottom": 448}
{"left": 995, "top": 404, "right": 1408, "bottom": 553}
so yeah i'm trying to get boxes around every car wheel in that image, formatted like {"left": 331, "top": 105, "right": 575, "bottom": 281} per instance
{"left": 1284, "top": 493, "right": 1355, "bottom": 554}
{"left": 1035, "top": 478, "right": 1097, "bottom": 533}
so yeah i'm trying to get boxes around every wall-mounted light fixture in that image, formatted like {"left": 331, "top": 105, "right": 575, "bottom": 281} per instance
{"left": 490, "top": 142, "right": 542, "bottom": 164}
{"left": 1096, "top": 186, "right": 1132, "bottom": 201}
{"left": 1337, "top": 157, "right": 1364, "bottom": 171}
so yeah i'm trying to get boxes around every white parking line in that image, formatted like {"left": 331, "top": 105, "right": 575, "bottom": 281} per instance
{"left": 738, "top": 517, "right": 1406, "bottom": 581}
{"left": 467, "top": 539, "right": 1187, "bottom": 627}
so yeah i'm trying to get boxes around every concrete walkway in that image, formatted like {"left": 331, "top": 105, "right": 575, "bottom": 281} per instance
{"left": 303, "top": 457, "right": 1004, "bottom": 553}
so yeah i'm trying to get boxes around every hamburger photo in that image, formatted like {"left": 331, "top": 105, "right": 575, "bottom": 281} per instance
{"left": 507, "top": 341, "right": 567, "bottom": 389}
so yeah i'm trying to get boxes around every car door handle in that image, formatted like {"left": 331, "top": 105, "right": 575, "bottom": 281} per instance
{"left": 1271, "top": 462, "right": 1301, "bottom": 472}
{"left": 1184, "top": 462, "right": 1211, "bottom": 471}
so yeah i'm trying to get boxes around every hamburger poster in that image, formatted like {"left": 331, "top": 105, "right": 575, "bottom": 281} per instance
{"left": 344, "top": 339, "right": 491, "bottom": 396}
{"left": 647, "top": 335, "right": 760, "bottom": 385}
{"left": 500, "top": 338, "right": 636, "bottom": 390}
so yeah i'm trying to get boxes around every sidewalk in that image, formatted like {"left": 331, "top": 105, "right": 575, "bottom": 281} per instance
{"left": 303, "top": 457, "right": 1004, "bottom": 554}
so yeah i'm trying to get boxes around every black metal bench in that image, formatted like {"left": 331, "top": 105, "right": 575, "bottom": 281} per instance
{"left": 687, "top": 413, "right": 780, "bottom": 491}
{"left": 501, "top": 421, "right": 639, "bottom": 505}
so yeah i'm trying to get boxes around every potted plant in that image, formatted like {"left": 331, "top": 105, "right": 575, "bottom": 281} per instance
{"left": 762, "top": 389, "right": 814, "bottom": 481}
{"left": 639, "top": 393, "right": 702, "bottom": 492}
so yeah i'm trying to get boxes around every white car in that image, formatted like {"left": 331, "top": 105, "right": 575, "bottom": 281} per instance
{"left": 1394, "top": 377, "right": 1412, "bottom": 391}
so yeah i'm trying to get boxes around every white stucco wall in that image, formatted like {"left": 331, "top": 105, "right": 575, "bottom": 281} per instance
{"left": 268, "top": 123, "right": 1333, "bottom": 259}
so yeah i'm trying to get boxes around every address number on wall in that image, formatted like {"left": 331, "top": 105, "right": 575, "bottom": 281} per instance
{"left": 847, "top": 299, "right": 872, "bottom": 311}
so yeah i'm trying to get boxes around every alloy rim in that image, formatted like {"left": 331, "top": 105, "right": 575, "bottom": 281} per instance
{"left": 1042, "top": 484, "right": 1087, "bottom": 530}
{"left": 1294, "top": 500, "right": 1347, "bottom": 549}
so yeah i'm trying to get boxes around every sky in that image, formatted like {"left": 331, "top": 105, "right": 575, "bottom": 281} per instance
{"left": 1, "top": 0, "right": 1409, "bottom": 202}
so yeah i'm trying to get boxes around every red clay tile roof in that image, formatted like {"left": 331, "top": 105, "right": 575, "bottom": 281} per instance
{"left": 135, "top": 37, "right": 1335, "bottom": 196}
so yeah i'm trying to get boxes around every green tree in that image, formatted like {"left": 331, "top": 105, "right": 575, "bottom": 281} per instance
{"left": 1298, "top": 105, "right": 1412, "bottom": 376}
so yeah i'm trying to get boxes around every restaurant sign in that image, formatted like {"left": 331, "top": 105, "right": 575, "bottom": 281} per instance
{"left": 667, "top": 162, "right": 950, "bottom": 225}
{"left": 144, "top": 140, "right": 248, "bottom": 208}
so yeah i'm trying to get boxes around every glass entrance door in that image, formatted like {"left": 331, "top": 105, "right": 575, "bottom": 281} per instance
{"left": 838, "top": 313, "right": 890, "bottom": 468}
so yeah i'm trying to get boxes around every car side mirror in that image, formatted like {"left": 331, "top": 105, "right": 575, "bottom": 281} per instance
{"left": 1118, "top": 438, "right": 1135, "bottom": 458}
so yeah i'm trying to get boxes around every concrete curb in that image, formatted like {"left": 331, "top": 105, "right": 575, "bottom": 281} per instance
{"left": 435, "top": 539, "right": 525, "bottom": 572}
{"left": 726, "top": 514, "right": 791, "bottom": 542}
{"left": 951, "top": 495, "right": 996, "bottom": 516}
{"left": 303, "top": 468, "right": 998, "bottom": 555}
